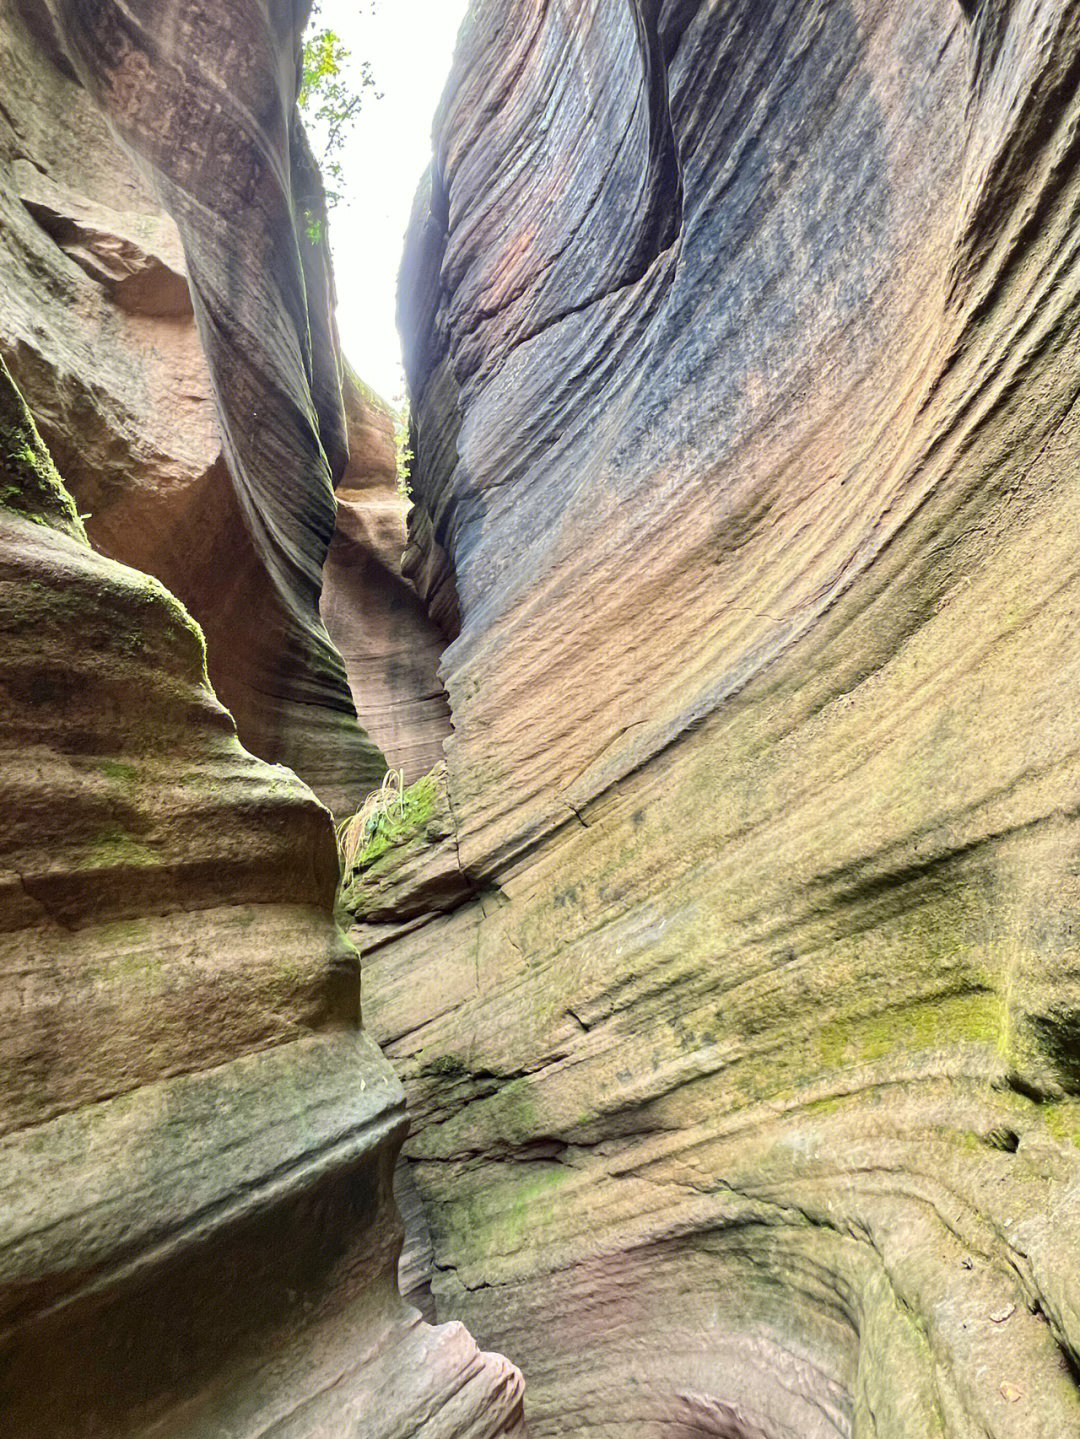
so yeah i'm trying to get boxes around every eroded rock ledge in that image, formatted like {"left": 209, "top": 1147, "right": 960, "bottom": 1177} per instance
{"left": 367, "top": 0, "right": 1080, "bottom": 1434}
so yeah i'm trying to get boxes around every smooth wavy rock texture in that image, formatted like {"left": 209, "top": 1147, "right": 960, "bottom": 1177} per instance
{"left": 370, "top": 0, "right": 1080, "bottom": 1434}
{"left": 322, "top": 375, "right": 453, "bottom": 785}
{"left": 0, "top": 354, "right": 524, "bottom": 1436}
{"left": 2, "top": 0, "right": 388, "bottom": 809}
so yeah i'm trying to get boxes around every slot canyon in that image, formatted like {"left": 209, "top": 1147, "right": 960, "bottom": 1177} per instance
{"left": 3, "top": 1, "right": 1080, "bottom": 1435}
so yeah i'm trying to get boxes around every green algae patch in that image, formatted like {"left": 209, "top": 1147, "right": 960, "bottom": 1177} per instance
{"left": 420, "top": 1052, "right": 471, "bottom": 1079}
{"left": 95, "top": 920, "right": 162, "bottom": 987}
{"left": 437, "top": 1162, "right": 571, "bottom": 1267}
{"left": 75, "top": 823, "right": 161, "bottom": 871}
{"left": 818, "top": 989, "right": 1003, "bottom": 1071}
{"left": 100, "top": 760, "right": 140, "bottom": 789}
{"left": 1042, "top": 1101, "right": 1080, "bottom": 1147}
{"left": 496, "top": 1077, "right": 540, "bottom": 1144}
{"left": 801, "top": 1094, "right": 847, "bottom": 1118}
{"left": 495, "top": 1165, "right": 570, "bottom": 1251}
{"left": 0, "top": 357, "right": 87, "bottom": 542}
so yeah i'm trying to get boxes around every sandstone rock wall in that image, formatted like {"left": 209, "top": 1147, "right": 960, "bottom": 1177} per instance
{"left": 322, "top": 376, "right": 453, "bottom": 785}
{"left": 0, "top": 0, "right": 517, "bottom": 1429}
{"left": 372, "top": 1, "right": 1080, "bottom": 1433}
{"left": 0, "top": 353, "right": 524, "bottom": 1436}
{"left": 1, "top": 0, "right": 448, "bottom": 810}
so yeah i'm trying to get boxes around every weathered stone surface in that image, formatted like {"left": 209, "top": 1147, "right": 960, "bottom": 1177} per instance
{"left": 0, "top": 5, "right": 218, "bottom": 542}
{"left": 1, "top": 0, "right": 390, "bottom": 810}
{"left": 372, "top": 0, "right": 1080, "bottom": 1433}
{"left": 2, "top": 0, "right": 452, "bottom": 811}
{"left": 322, "top": 375, "right": 453, "bottom": 782}
{"left": 0, "top": 355, "right": 524, "bottom": 1436}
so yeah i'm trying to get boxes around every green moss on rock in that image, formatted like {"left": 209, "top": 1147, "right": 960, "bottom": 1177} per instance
{"left": 1043, "top": 1101, "right": 1080, "bottom": 1146}
{"left": 346, "top": 770, "right": 440, "bottom": 872}
{"left": 0, "top": 357, "right": 87, "bottom": 542}
{"left": 100, "top": 760, "right": 140, "bottom": 788}
{"left": 422, "top": 1052, "right": 471, "bottom": 1079}
{"left": 817, "top": 989, "right": 1002, "bottom": 1071}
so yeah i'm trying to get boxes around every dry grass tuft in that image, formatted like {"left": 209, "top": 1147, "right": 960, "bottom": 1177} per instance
{"left": 337, "top": 768, "right": 404, "bottom": 871}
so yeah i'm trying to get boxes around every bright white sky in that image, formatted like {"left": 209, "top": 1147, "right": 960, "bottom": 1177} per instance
{"left": 313, "top": 0, "right": 469, "bottom": 403}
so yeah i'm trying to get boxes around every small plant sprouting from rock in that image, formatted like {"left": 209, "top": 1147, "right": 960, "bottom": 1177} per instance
{"left": 336, "top": 766, "right": 441, "bottom": 876}
{"left": 424, "top": 1053, "right": 471, "bottom": 1079}
{"left": 337, "top": 767, "right": 405, "bottom": 871}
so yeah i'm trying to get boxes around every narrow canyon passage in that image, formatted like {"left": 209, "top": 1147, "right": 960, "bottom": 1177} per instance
{"left": 4, "top": 0, "right": 1080, "bottom": 1437}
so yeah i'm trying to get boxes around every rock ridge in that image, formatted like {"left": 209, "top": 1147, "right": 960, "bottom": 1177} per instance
{"left": 1, "top": 0, "right": 451, "bottom": 810}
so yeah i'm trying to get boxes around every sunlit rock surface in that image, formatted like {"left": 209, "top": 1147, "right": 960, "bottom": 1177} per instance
{"left": 0, "top": 0, "right": 394, "bottom": 810}
{"left": 0, "top": 354, "right": 525, "bottom": 1437}
{"left": 369, "top": 0, "right": 1080, "bottom": 1433}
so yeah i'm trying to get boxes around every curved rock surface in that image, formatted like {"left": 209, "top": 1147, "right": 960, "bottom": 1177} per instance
{"left": 322, "top": 374, "right": 453, "bottom": 783}
{"left": 370, "top": 0, "right": 1080, "bottom": 1433}
{"left": 0, "top": 354, "right": 524, "bottom": 1436}
{"left": 1, "top": 0, "right": 394, "bottom": 810}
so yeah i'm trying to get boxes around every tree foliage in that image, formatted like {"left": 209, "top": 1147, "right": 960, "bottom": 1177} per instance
{"left": 393, "top": 401, "right": 413, "bottom": 499}
{"left": 299, "top": 4, "right": 378, "bottom": 211}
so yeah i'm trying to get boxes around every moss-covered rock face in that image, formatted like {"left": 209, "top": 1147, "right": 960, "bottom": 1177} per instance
{"left": 340, "top": 762, "right": 473, "bottom": 922}
{"left": 350, "top": 770, "right": 442, "bottom": 870}
{"left": 0, "top": 356, "right": 86, "bottom": 540}
{"left": 380, "top": 0, "right": 1080, "bottom": 1433}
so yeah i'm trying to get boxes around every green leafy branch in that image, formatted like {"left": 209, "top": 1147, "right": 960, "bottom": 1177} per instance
{"left": 393, "top": 400, "right": 413, "bottom": 500}
{"left": 299, "top": 2, "right": 379, "bottom": 236}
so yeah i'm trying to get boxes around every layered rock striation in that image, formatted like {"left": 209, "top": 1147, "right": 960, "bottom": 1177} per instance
{"left": 0, "top": 0, "right": 517, "bottom": 1428}
{"left": 23, "top": 0, "right": 377, "bottom": 804}
{"left": 322, "top": 375, "right": 453, "bottom": 784}
{"left": 0, "top": 354, "right": 524, "bottom": 1436}
{"left": 1, "top": 0, "right": 448, "bottom": 810}
{"left": 363, "top": 0, "right": 1080, "bottom": 1433}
